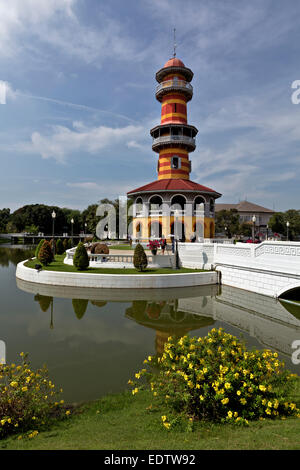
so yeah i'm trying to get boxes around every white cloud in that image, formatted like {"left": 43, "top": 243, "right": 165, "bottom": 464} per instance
{"left": 29, "top": 121, "right": 145, "bottom": 162}
{"left": 0, "top": 0, "right": 139, "bottom": 66}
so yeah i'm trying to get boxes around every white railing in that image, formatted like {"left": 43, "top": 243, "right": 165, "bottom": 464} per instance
{"left": 156, "top": 79, "right": 193, "bottom": 94}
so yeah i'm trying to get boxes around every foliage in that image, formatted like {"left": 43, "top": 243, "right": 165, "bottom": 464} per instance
{"left": 35, "top": 239, "right": 45, "bottom": 258}
{"left": 34, "top": 295, "right": 52, "bottom": 313}
{"left": 73, "top": 242, "right": 89, "bottom": 271}
{"left": 63, "top": 239, "right": 69, "bottom": 252}
{"left": 49, "top": 239, "right": 56, "bottom": 255}
{"left": 130, "top": 328, "right": 300, "bottom": 428}
{"left": 215, "top": 209, "right": 240, "bottom": 238}
{"left": 67, "top": 239, "right": 73, "bottom": 249}
{"left": 0, "top": 208, "right": 10, "bottom": 233}
{"left": 147, "top": 240, "right": 160, "bottom": 250}
{"left": 56, "top": 239, "right": 64, "bottom": 255}
{"left": 0, "top": 353, "right": 70, "bottom": 439}
{"left": 269, "top": 210, "right": 300, "bottom": 240}
{"left": 37, "top": 241, "right": 53, "bottom": 266}
{"left": 24, "top": 224, "right": 39, "bottom": 234}
{"left": 133, "top": 243, "right": 148, "bottom": 272}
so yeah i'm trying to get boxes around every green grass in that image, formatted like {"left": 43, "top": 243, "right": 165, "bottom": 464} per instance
{"left": 24, "top": 254, "right": 207, "bottom": 274}
{"left": 2, "top": 388, "right": 300, "bottom": 450}
{"left": 108, "top": 245, "right": 136, "bottom": 250}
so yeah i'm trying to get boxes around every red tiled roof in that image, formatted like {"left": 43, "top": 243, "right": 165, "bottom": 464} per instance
{"left": 164, "top": 57, "right": 185, "bottom": 68}
{"left": 127, "top": 179, "right": 222, "bottom": 197}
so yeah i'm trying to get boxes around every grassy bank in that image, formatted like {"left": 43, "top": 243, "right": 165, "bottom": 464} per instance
{"left": 2, "top": 388, "right": 300, "bottom": 450}
{"left": 24, "top": 254, "right": 207, "bottom": 275}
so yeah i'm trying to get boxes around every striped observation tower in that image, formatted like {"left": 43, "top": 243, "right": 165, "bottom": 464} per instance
{"left": 128, "top": 46, "right": 222, "bottom": 242}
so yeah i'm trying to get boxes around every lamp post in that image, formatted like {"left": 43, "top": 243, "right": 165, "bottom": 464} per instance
{"left": 252, "top": 215, "right": 256, "bottom": 243}
{"left": 84, "top": 222, "right": 87, "bottom": 236}
{"left": 175, "top": 209, "right": 179, "bottom": 269}
{"left": 286, "top": 221, "right": 290, "bottom": 241}
{"left": 71, "top": 218, "right": 74, "bottom": 246}
{"left": 224, "top": 226, "right": 227, "bottom": 239}
{"left": 51, "top": 210, "right": 56, "bottom": 257}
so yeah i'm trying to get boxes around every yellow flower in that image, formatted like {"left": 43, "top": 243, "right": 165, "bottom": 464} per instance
{"left": 132, "top": 388, "right": 139, "bottom": 395}
{"left": 65, "top": 410, "right": 71, "bottom": 416}
{"left": 224, "top": 382, "right": 231, "bottom": 390}
{"left": 221, "top": 397, "right": 229, "bottom": 405}
{"left": 259, "top": 385, "right": 266, "bottom": 392}
{"left": 163, "top": 422, "right": 171, "bottom": 429}
{"left": 236, "top": 390, "right": 241, "bottom": 396}
{"left": 240, "top": 398, "right": 247, "bottom": 405}
{"left": 161, "top": 416, "right": 167, "bottom": 422}
{"left": 227, "top": 411, "right": 233, "bottom": 418}
{"left": 21, "top": 386, "right": 28, "bottom": 392}
{"left": 10, "top": 381, "right": 18, "bottom": 388}
{"left": 199, "top": 395, "right": 204, "bottom": 401}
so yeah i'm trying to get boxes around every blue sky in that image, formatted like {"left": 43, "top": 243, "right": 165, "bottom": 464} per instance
{"left": 0, "top": 0, "right": 300, "bottom": 212}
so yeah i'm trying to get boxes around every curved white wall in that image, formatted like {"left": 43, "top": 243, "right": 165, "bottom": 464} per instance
{"left": 16, "top": 261, "right": 218, "bottom": 289}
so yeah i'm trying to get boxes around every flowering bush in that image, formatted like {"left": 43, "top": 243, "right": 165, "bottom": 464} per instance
{"left": 130, "top": 328, "right": 300, "bottom": 428}
{"left": 147, "top": 240, "right": 160, "bottom": 250}
{"left": 0, "top": 353, "right": 70, "bottom": 439}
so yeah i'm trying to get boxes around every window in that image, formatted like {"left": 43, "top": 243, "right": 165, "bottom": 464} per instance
{"left": 171, "top": 156, "right": 181, "bottom": 169}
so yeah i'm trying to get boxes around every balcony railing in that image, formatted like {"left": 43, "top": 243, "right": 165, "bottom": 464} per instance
{"left": 156, "top": 79, "right": 193, "bottom": 95}
{"left": 152, "top": 134, "right": 196, "bottom": 150}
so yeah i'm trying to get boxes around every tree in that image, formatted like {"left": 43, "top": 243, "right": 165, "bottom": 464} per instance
{"left": 133, "top": 243, "right": 148, "bottom": 272}
{"left": 215, "top": 209, "right": 240, "bottom": 238}
{"left": 0, "top": 208, "right": 10, "bottom": 233}
{"left": 35, "top": 239, "right": 45, "bottom": 258}
{"left": 268, "top": 213, "right": 285, "bottom": 235}
{"left": 56, "top": 238, "right": 64, "bottom": 255}
{"left": 38, "top": 241, "right": 53, "bottom": 266}
{"left": 73, "top": 242, "right": 89, "bottom": 270}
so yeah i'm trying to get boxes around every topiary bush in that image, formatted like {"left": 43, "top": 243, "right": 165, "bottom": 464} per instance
{"left": 72, "top": 299, "right": 89, "bottom": 319}
{"left": 0, "top": 353, "right": 70, "bottom": 439}
{"left": 63, "top": 239, "right": 68, "bottom": 252}
{"left": 73, "top": 242, "right": 89, "bottom": 271}
{"left": 130, "top": 328, "right": 300, "bottom": 428}
{"left": 56, "top": 238, "right": 64, "bottom": 255}
{"left": 35, "top": 239, "right": 45, "bottom": 258}
{"left": 133, "top": 243, "right": 148, "bottom": 272}
{"left": 37, "top": 241, "right": 53, "bottom": 266}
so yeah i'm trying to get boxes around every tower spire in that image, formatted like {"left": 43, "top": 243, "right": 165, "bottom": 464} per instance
{"left": 173, "top": 28, "right": 177, "bottom": 57}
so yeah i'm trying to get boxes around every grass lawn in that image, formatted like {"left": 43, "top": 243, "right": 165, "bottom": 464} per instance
{"left": 2, "top": 389, "right": 300, "bottom": 450}
{"left": 24, "top": 254, "right": 207, "bottom": 275}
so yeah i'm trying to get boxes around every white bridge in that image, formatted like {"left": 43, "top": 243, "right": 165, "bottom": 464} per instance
{"left": 178, "top": 241, "right": 300, "bottom": 298}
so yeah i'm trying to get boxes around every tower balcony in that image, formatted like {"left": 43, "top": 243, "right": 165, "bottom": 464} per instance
{"left": 156, "top": 79, "right": 193, "bottom": 102}
{"left": 152, "top": 134, "right": 196, "bottom": 153}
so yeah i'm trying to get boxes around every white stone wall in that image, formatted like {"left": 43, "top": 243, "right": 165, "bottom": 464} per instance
{"left": 179, "top": 241, "right": 300, "bottom": 298}
{"left": 16, "top": 261, "right": 218, "bottom": 289}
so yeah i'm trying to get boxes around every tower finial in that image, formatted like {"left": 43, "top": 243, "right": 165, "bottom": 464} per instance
{"left": 173, "top": 28, "right": 177, "bottom": 57}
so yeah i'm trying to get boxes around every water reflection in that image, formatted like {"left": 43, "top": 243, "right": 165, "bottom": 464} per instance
{"left": 1, "top": 246, "right": 300, "bottom": 403}
{"left": 0, "top": 246, "right": 34, "bottom": 267}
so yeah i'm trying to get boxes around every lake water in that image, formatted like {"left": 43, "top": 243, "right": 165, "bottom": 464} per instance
{"left": 1, "top": 246, "right": 300, "bottom": 403}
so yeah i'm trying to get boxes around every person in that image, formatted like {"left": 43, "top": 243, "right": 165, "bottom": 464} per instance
{"left": 160, "top": 236, "right": 167, "bottom": 255}
{"left": 170, "top": 234, "right": 175, "bottom": 254}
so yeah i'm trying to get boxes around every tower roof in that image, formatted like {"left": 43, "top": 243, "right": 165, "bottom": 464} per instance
{"left": 163, "top": 57, "right": 185, "bottom": 68}
{"left": 127, "top": 178, "right": 222, "bottom": 198}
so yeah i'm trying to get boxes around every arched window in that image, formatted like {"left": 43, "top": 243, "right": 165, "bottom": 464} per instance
{"left": 135, "top": 197, "right": 143, "bottom": 214}
{"left": 171, "top": 194, "right": 186, "bottom": 210}
{"left": 149, "top": 195, "right": 163, "bottom": 212}
{"left": 135, "top": 222, "right": 143, "bottom": 237}
{"left": 149, "top": 221, "right": 162, "bottom": 238}
{"left": 193, "top": 196, "right": 205, "bottom": 213}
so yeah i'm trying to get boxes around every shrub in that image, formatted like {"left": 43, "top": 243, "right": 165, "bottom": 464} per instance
{"left": 37, "top": 241, "right": 53, "bottom": 266}
{"left": 50, "top": 238, "right": 56, "bottom": 255}
{"left": 35, "top": 239, "right": 45, "bottom": 258}
{"left": 0, "top": 353, "right": 70, "bottom": 439}
{"left": 130, "top": 328, "right": 300, "bottom": 428}
{"left": 63, "top": 239, "right": 68, "bottom": 252}
{"left": 73, "top": 242, "right": 89, "bottom": 270}
{"left": 133, "top": 243, "right": 148, "bottom": 272}
{"left": 67, "top": 239, "right": 73, "bottom": 249}
{"left": 56, "top": 238, "right": 64, "bottom": 255}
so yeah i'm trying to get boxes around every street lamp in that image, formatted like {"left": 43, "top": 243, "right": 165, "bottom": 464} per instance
{"left": 51, "top": 211, "right": 56, "bottom": 257}
{"left": 71, "top": 218, "right": 74, "bottom": 246}
{"left": 252, "top": 215, "right": 256, "bottom": 243}
{"left": 224, "top": 226, "right": 227, "bottom": 238}
{"left": 84, "top": 222, "right": 87, "bottom": 236}
{"left": 175, "top": 209, "right": 179, "bottom": 269}
{"left": 286, "top": 221, "right": 290, "bottom": 241}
